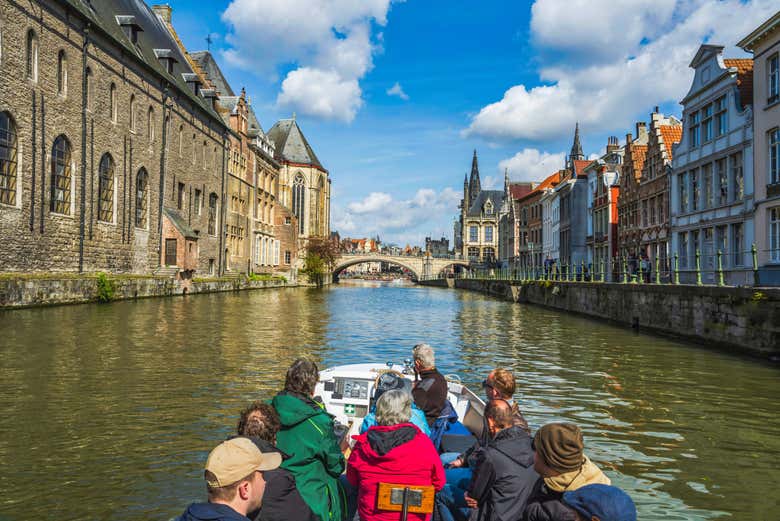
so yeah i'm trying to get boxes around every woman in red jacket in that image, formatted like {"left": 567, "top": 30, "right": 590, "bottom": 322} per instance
{"left": 347, "top": 389, "right": 445, "bottom": 521}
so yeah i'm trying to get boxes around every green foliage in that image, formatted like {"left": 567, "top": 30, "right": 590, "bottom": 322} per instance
{"left": 96, "top": 273, "right": 116, "bottom": 303}
{"left": 301, "top": 251, "right": 326, "bottom": 286}
{"left": 248, "top": 273, "right": 287, "bottom": 283}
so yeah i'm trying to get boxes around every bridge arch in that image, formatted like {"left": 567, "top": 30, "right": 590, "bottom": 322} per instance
{"left": 333, "top": 256, "right": 422, "bottom": 280}
{"left": 432, "top": 260, "right": 472, "bottom": 277}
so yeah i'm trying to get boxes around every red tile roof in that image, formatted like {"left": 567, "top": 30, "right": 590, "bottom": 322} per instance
{"left": 659, "top": 125, "right": 682, "bottom": 160}
{"left": 509, "top": 183, "right": 534, "bottom": 199}
{"left": 572, "top": 159, "right": 592, "bottom": 176}
{"left": 723, "top": 58, "right": 754, "bottom": 108}
{"left": 629, "top": 145, "right": 648, "bottom": 181}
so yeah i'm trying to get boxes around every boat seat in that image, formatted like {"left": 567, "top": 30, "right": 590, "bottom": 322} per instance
{"left": 440, "top": 431, "right": 477, "bottom": 454}
{"left": 376, "top": 482, "right": 435, "bottom": 520}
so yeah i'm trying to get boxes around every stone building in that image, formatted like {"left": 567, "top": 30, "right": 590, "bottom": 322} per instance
{"left": 638, "top": 110, "right": 682, "bottom": 272}
{"left": 497, "top": 173, "right": 534, "bottom": 267}
{"left": 617, "top": 123, "right": 649, "bottom": 258}
{"left": 267, "top": 117, "right": 331, "bottom": 247}
{"left": 585, "top": 136, "right": 623, "bottom": 280}
{"left": 425, "top": 236, "right": 449, "bottom": 256}
{"left": 457, "top": 150, "right": 504, "bottom": 262}
{"left": 739, "top": 11, "right": 780, "bottom": 284}
{"left": 557, "top": 125, "right": 591, "bottom": 272}
{"left": 516, "top": 172, "right": 558, "bottom": 273}
{"left": 670, "top": 45, "right": 755, "bottom": 285}
{"left": 0, "top": 0, "right": 227, "bottom": 277}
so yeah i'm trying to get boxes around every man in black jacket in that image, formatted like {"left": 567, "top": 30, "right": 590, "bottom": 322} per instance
{"left": 237, "top": 402, "right": 318, "bottom": 521}
{"left": 464, "top": 399, "right": 538, "bottom": 521}
{"left": 411, "top": 343, "right": 448, "bottom": 427}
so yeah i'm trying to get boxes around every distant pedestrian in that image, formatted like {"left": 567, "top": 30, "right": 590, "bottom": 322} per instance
{"left": 176, "top": 437, "right": 282, "bottom": 521}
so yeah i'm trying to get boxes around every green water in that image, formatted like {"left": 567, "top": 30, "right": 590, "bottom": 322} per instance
{"left": 0, "top": 281, "right": 777, "bottom": 520}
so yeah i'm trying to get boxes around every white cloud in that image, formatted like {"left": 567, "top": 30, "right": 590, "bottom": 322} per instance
{"left": 465, "top": 0, "right": 777, "bottom": 142}
{"left": 498, "top": 149, "right": 566, "bottom": 182}
{"left": 222, "top": 0, "right": 401, "bottom": 122}
{"left": 387, "top": 82, "right": 410, "bottom": 100}
{"left": 334, "top": 187, "right": 461, "bottom": 244}
{"left": 278, "top": 68, "right": 363, "bottom": 123}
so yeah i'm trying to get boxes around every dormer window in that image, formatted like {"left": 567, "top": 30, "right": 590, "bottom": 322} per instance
{"left": 116, "top": 16, "right": 143, "bottom": 45}
{"left": 182, "top": 73, "right": 202, "bottom": 96}
{"left": 153, "top": 49, "right": 177, "bottom": 74}
{"left": 484, "top": 201, "right": 493, "bottom": 215}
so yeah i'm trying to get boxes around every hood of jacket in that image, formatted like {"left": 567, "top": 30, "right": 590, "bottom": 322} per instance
{"left": 271, "top": 391, "right": 328, "bottom": 428}
{"left": 489, "top": 425, "right": 535, "bottom": 468}
{"left": 544, "top": 455, "right": 611, "bottom": 493}
{"left": 353, "top": 423, "right": 427, "bottom": 463}
{"left": 177, "top": 502, "right": 250, "bottom": 521}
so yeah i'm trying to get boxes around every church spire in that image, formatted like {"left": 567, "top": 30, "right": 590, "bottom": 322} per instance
{"left": 468, "top": 150, "right": 481, "bottom": 205}
{"left": 570, "top": 122, "right": 584, "bottom": 161}
{"left": 504, "top": 168, "right": 510, "bottom": 194}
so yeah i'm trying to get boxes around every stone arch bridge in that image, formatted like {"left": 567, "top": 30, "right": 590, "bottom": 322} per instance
{"left": 333, "top": 254, "right": 472, "bottom": 281}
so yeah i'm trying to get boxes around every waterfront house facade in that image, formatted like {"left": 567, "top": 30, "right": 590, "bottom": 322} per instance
{"left": 670, "top": 45, "right": 755, "bottom": 285}
{"left": 739, "top": 11, "right": 780, "bottom": 284}
{"left": 457, "top": 150, "right": 504, "bottom": 262}
{"left": 585, "top": 137, "right": 623, "bottom": 280}
{"left": 617, "top": 124, "right": 649, "bottom": 261}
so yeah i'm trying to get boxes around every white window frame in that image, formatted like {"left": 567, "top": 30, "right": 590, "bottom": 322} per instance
{"left": 769, "top": 53, "right": 779, "bottom": 104}
{"left": 770, "top": 207, "right": 780, "bottom": 263}
{"left": 770, "top": 128, "right": 780, "bottom": 185}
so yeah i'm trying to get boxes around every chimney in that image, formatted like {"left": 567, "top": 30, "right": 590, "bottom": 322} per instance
{"left": 635, "top": 121, "right": 647, "bottom": 139}
{"left": 152, "top": 4, "right": 172, "bottom": 24}
{"left": 625, "top": 133, "right": 633, "bottom": 145}
{"left": 606, "top": 135, "right": 620, "bottom": 153}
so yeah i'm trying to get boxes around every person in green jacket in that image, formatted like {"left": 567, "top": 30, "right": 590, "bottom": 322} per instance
{"left": 272, "top": 359, "right": 346, "bottom": 521}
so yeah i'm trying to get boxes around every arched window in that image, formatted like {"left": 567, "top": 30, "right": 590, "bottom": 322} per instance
{"left": 292, "top": 173, "right": 306, "bottom": 235}
{"left": 192, "top": 134, "right": 196, "bottom": 165}
{"left": 202, "top": 140, "right": 207, "bottom": 167}
{"left": 129, "top": 95, "right": 136, "bottom": 131}
{"left": 0, "top": 111, "right": 18, "bottom": 206}
{"left": 147, "top": 107, "right": 154, "bottom": 141}
{"left": 177, "top": 126, "right": 183, "bottom": 156}
{"left": 109, "top": 83, "right": 117, "bottom": 122}
{"left": 26, "top": 29, "right": 37, "bottom": 81}
{"left": 57, "top": 50, "right": 67, "bottom": 95}
{"left": 208, "top": 193, "right": 218, "bottom": 235}
{"left": 50, "top": 135, "right": 72, "bottom": 214}
{"left": 135, "top": 168, "right": 148, "bottom": 228}
{"left": 317, "top": 175, "right": 326, "bottom": 235}
{"left": 97, "top": 153, "right": 114, "bottom": 222}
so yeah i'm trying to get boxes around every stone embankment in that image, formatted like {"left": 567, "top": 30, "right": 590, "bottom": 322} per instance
{"left": 420, "top": 278, "right": 779, "bottom": 359}
{"left": 0, "top": 274, "right": 294, "bottom": 309}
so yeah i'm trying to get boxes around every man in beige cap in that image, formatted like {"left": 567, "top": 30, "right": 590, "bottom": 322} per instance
{"left": 177, "top": 437, "right": 282, "bottom": 521}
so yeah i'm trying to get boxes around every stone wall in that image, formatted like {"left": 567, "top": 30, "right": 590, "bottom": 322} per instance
{"left": 0, "top": 274, "right": 291, "bottom": 309}
{"left": 422, "top": 279, "right": 780, "bottom": 358}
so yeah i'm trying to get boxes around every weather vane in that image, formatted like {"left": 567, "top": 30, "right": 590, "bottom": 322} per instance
{"left": 205, "top": 33, "right": 213, "bottom": 51}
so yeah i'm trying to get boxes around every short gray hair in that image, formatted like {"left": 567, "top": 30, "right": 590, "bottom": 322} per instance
{"left": 412, "top": 343, "right": 435, "bottom": 369}
{"left": 375, "top": 389, "right": 412, "bottom": 426}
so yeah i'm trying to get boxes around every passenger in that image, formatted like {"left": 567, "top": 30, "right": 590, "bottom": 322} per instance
{"left": 347, "top": 389, "right": 446, "bottom": 521}
{"left": 272, "top": 359, "right": 346, "bottom": 521}
{"left": 523, "top": 423, "right": 611, "bottom": 521}
{"left": 411, "top": 343, "right": 448, "bottom": 427}
{"left": 177, "top": 437, "right": 281, "bottom": 521}
{"left": 360, "top": 371, "right": 431, "bottom": 436}
{"left": 561, "top": 484, "right": 637, "bottom": 521}
{"left": 462, "top": 399, "right": 538, "bottom": 521}
{"left": 236, "top": 402, "right": 317, "bottom": 521}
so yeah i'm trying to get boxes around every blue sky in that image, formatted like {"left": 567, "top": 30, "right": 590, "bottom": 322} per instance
{"left": 168, "top": 0, "right": 776, "bottom": 246}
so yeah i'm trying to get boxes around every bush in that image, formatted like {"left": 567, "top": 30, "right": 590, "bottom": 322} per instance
{"left": 96, "top": 273, "right": 116, "bottom": 303}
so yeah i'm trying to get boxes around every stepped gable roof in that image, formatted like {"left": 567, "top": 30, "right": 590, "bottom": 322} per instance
{"left": 163, "top": 208, "right": 198, "bottom": 239}
{"left": 191, "top": 51, "right": 235, "bottom": 96}
{"left": 267, "top": 119, "right": 325, "bottom": 170}
{"left": 61, "top": 0, "right": 223, "bottom": 126}
{"left": 629, "top": 145, "right": 648, "bottom": 180}
{"left": 659, "top": 125, "right": 682, "bottom": 160}
{"left": 509, "top": 183, "right": 534, "bottom": 199}
{"left": 466, "top": 190, "right": 505, "bottom": 217}
{"left": 723, "top": 58, "right": 754, "bottom": 109}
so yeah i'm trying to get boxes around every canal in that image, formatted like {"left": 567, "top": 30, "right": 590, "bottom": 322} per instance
{"left": 0, "top": 282, "right": 777, "bottom": 520}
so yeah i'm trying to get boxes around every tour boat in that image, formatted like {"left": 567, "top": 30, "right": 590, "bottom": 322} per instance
{"left": 315, "top": 360, "right": 486, "bottom": 448}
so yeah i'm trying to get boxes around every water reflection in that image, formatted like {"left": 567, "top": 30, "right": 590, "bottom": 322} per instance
{"left": 0, "top": 282, "right": 777, "bottom": 520}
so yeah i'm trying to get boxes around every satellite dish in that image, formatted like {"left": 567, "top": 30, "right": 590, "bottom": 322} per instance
{"left": 603, "top": 170, "right": 620, "bottom": 187}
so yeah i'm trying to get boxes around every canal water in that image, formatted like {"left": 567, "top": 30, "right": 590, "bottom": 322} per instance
{"left": 0, "top": 281, "right": 778, "bottom": 520}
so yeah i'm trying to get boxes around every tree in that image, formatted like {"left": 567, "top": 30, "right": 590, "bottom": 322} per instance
{"left": 300, "top": 236, "right": 339, "bottom": 286}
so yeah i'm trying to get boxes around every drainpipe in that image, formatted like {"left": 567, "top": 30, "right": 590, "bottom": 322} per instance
{"left": 78, "top": 24, "right": 91, "bottom": 273}
{"left": 157, "top": 86, "right": 171, "bottom": 268}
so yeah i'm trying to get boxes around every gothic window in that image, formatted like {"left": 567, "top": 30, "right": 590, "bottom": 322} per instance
{"left": 315, "top": 175, "right": 325, "bottom": 235}
{"left": 192, "top": 134, "right": 196, "bottom": 165}
{"left": 26, "top": 29, "right": 37, "bottom": 82}
{"left": 57, "top": 50, "right": 67, "bottom": 96}
{"left": 292, "top": 173, "right": 306, "bottom": 235}
{"left": 0, "top": 112, "right": 18, "bottom": 206}
{"left": 129, "top": 95, "right": 136, "bottom": 131}
{"left": 483, "top": 247, "right": 495, "bottom": 260}
{"left": 50, "top": 135, "right": 72, "bottom": 214}
{"left": 208, "top": 193, "right": 218, "bottom": 235}
{"left": 469, "top": 225, "right": 478, "bottom": 243}
{"left": 178, "top": 125, "right": 183, "bottom": 156}
{"left": 98, "top": 153, "right": 115, "bottom": 222}
{"left": 147, "top": 107, "right": 155, "bottom": 141}
{"left": 484, "top": 225, "right": 494, "bottom": 243}
{"left": 109, "top": 83, "right": 117, "bottom": 122}
{"left": 135, "top": 168, "right": 148, "bottom": 228}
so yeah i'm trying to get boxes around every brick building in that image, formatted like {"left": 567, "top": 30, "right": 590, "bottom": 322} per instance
{"left": 0, "top": 0, "right": 229, "bottom": 277}
{"left": 585, "top": 136, "right": 623, "bottom": 280}
{"left": 617, "top": 123, "right": 649, "bottom": 258}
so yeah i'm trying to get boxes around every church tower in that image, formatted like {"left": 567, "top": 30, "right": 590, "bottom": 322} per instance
{"left": 468, "top": 150, "right": 481, "bottom": 207}
{"left": 567, "top": 122, "right": 585, "bottom": 170}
